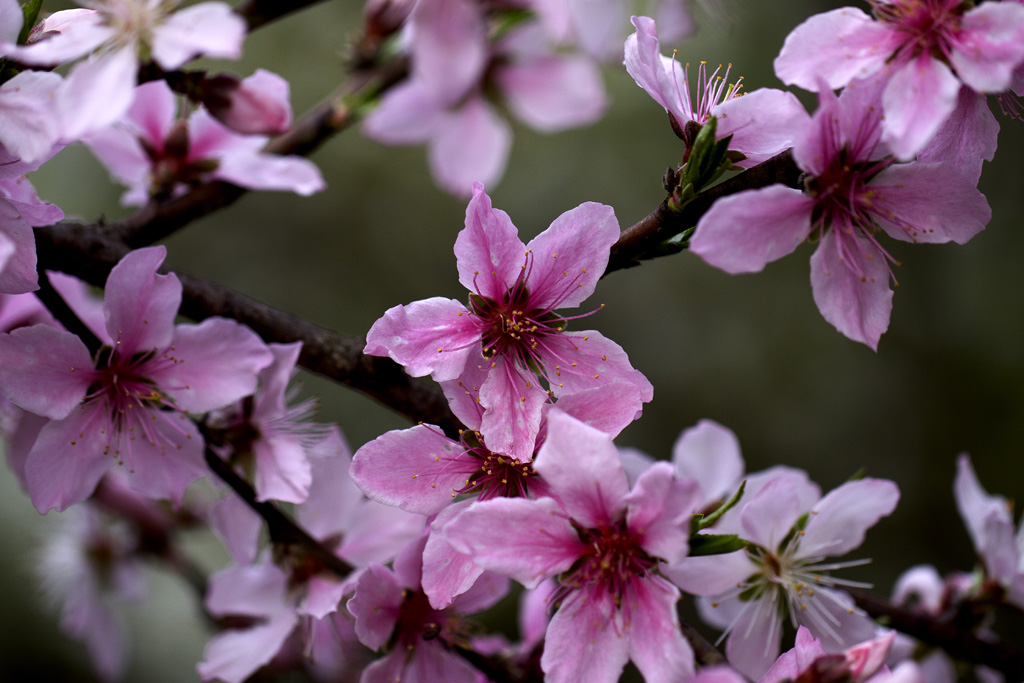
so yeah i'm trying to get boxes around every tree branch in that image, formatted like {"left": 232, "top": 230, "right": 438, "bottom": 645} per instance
{"left": 606, "top": 150, "right": 801, "bottom": 276}
{"left": 233, "top": 0, "right": 331, "bottom": 32}
{"left": 849, "top": 588, "right": 1024, "bottom": 679}
{"left": 33, "top": 221, "right": 462, "bottom": 435}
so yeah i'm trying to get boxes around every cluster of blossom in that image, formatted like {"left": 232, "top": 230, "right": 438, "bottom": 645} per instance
{"left": 0, "top": 0, "right": 1022, "bottom": 682}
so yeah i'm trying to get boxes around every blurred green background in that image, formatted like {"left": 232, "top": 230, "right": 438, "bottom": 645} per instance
{"left": 3, "top": 0, "right": 1023, "bottom": 680}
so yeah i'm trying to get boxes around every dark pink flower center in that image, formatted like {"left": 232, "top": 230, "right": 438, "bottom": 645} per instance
{"left": 553, "top": 518, "right": 656, "bottom": 618}
{"left": 393, "top": 589, "right": 465, "bottom": 648}
{"left": 451, "top": 429, "right": 536, "bottom": 500}
{"left": 872, "top": 0, "right": 964, "bottom": 64}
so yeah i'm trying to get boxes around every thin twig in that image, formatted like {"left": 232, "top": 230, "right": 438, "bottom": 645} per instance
{"left": 234, "top": 0, "right": 331, "bottom": 31}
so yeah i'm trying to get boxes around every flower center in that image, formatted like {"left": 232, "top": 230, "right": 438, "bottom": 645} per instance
{"left": 872, "top": 0, "right": 963, "bottom": 63}
{"left": 452, "top": 429, "right": 536, "bottom": 500}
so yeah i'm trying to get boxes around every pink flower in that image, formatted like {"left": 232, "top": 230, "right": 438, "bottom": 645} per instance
{"left": 446, "top": 410, "right": 700, "bottom": 683}
{"left": 625, "top": 15, "right": 809, "bottom": 166}
{"left": 194, "top": 69, "right": 292, "bottom": 136}
{"left": 676, "top": 472, "right": 899, "bottom": 679}
{"left": 0, "top": 246, "right": 274, "bottom": 512}
{"left": 363, "top": 0, "right": 606, "bottom": 195}
{"left": 0, "top": 168, "right": 65, "bottom": 294}
{"left": 84, "top": 77, "right": 323, "bottom": 206}
{"left": 347, "top": 533, "right": 510, "bottom": 683}
{"left": 0, "top": 70, "right": 64, "bottom": 163}
{"left": 773, "top": 1, "right": 1024, "bottom": 160}
{"left": 365, "top": 182, "right": 651, "bottom": 460}
{"left": 0, "top": 0, "right": 245, "bottom": 139}
{"left": 690, "top": 75, "right": 991, "bottom": 349}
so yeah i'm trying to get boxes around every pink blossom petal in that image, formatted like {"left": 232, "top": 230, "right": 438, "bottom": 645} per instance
{"left": 773, "top": 8, "right": 896, "bottom": 91}
{"left": 364, "top": 297, "right": 479, "bottom": 381}
{"left": 299, "top": 575, "right": 346, "bottom": 619}
{"left": 661, "top": 550, "right": 757, "bottom": 596}
{"left": 0, "top": 0, "right": 21, "bottom": 44}
{"left": 809, "top": 229, "right": 893, "bottom": 350}
{"left": 351, "top": 424, "right": 466, "bottom": 516}
{"left": 445, "top": 497, "right": 584, "bottom": 589}
{"left": 798, "top": 586, "right": 876, "bottom": 653}
{"left": 724, "top": 596, "right": 785, "bottom": 679}
{"left": 797, "top": 478, "right": 899, "bottom": 560}
{"left": 541, "top": 593, "right": 630, "bottom": 683}
{"left": 496, "top": 54, "right": 607, "bottom": 132}
{"left": 533, "top": 409, "right": 628, "bottom": 527}
{"left": 209, "top": 493, "right": 262, "bottom": 565}
{"left": 215, "top": 151, "right": 326, "bottom": 196}
{"left": 4, "top": 409, "right": 47, "bottom": 491}
{"left": 881, "top": 56, "right": 961, "bottom": 160}
{"left": 196, "top": 612, "right": 298, "bottom": 683}
{"left": 409, "top": 0, "right": 487, "bottom": 104}
{"left": 152, "top": 2, "right": 245, "bottom": 70}
{"left": 127, "top": 79, "right": 178, "bottom": 146}
{"left": 1, "top": 9, "right": 113, "bottom": 65}
{"left": 103, "top": 245, "right": 181, "bottom": 352}
{"left": 761, "top": 626, "right": 828, "bottom": 683}
{"left": 954, "top": 454, "right": 1007, "bottom": 553}
{"left": 449, "top": 569, "right": 510, "bottom": 615}
{"left": 363, "top": 80, "right": 444, "bottom": 144}
{"left": 120, "top": 412, "right": 205, "bottom": 505}
{"left": 48, "top": 271, "right": 109, "bottom": 344}
{"left": 892, "top": 565, "right": 944, "bottom": 614}
{"left": 1, "top": 175, "right": 63, "bottom": 227}
{"left": 422, "top": 501, "right": 483, "bottom": 609}
{"left": 553, "top": 381, "right": 644, "bottom": 436}
{"left": 625, "top": 462, "right": 699, "bottom": 564}
{"left": 871, "top": 163, "right": 990, "bottom": 245}
{"left": 455, "top": 182, "right": 526, "bottom": 300}
{"left": 672, "top": 419, "right": 744, "bottom": 504}
{"left": 151, "top": 317, "right": 273, "bottom": 413}
{"left": 917, "top": 87, "right": 998, "bottom": 185}
{"left": 205, "top": 69, "right": 292, "bottom": 136}
{"left": 428, "top": 96, "right": 512, "bottom": 197}
{"left": 24, "top": 406, "right": 112, "bottom": 512}
{"left": 59, "top": 46, "right": 138, "bottom": 140}
{"left": 250, "top": 342, "right": 300, "bottom": 421}
{"left": 0, "top": 70, "right": 63, "bottom": 163}
{"left": 949, "top": 2, "right": 1024, "bottom": 93}
{"left": 477, "top": 360, "right": 546, "bottom": 461}
{"left": 0, "top": 204, "right": 36, "bottom": 294}
{"left": 523, "top": 201, "right": 618, "bottom": 309}
{"left": 624, "top": 15, "right": 690, "bottom": 125}
{"left": 567, "top": 0, "right": 627, "bottom": 61}
{"left": 439, "top": 351, "right": 489, "bottom": 429}
{"left": 205, "top": 563, "right": 290, "bottom": 618}
{"left": 82, "top": 124, "right": 150, "bottom": 199}
{"left": 404, "top": 640, "right": 480, "bottom": 683}
{"left": 712, "top": 88, "right": 810, "bottom": 166}
{"left": 348, "top": 563, "right": 403, "bottom": 650}
{"left": 741, "top": 476, "right": 805, "bottom": 550}
{"left": 546, "top": 330, "right": 653, "bottom": 405}
{"left": 628, "top": 578, "right": 695, "bottom": 682}
{"left": 336, "top": 501, "right": 425, "bottom": 568}
{"left": 0, "top": 325, "right": 94, "bottom": 419}
{"left": 691, "top": 186, "right": 813, "bottom": 274}
{"left": 295, "top": 432, "right": 360, "bottom": 539}
{"left": 253, "top": 435, "right": 311, "bottom": 503}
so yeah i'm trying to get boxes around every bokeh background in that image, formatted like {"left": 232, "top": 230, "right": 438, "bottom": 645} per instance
{"left": 3, "top": 0, "right": 1023, "bottom": 680}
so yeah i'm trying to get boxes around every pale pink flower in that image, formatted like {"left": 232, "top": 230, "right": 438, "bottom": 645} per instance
{"left": 774, "top": 0, "right": 1024, "bottom": 160}
{"left": 0, "top": 166, "right": 64, "bottom": 294}
{"left": 625, "top": 15, "right": 809, "bottom": 166}
{"left": 0, "top": 0, "right": 245, "bottom": 139}
{"left": 690, "top": 75, "right": 990, "bottom": 349}
{"left": 0, "top": 69, "right": 64, "bottom": 163}
{"left": 676, "top": 472, "right": 899, "bottom": 679}
{"left": 84, "top": 76, "right": 322, "bottom": 206}
{"left": 195, "top": 69, "right": 292, "bottom": 136}
{"left": 363, "top": 0, "right": 606, "bottom": 196}
{"left": 446, "top": 410, "right": 700, "bottom": 683}
{"left": 0, "top": 246, "right": 274, "bottom": 512}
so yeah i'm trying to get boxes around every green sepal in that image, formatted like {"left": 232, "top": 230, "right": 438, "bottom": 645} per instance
{"left": 846, "top": 467, "right": 867, "bottom": 482}
{"left": 688, "top": 533, "right": 747, "bottom": 557}
{"left": 490, "top": 9, "right": 534, "bottom": 40}
{"left": 691, "top": 480, "right": 747, "bottom": 534}
{"left": 18, "top": 0, "right": 42, "bottom": 46}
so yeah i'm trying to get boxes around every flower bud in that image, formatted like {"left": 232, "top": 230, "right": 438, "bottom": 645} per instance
{"left": 195, "top": 69, "right": 292, "bottom": 136}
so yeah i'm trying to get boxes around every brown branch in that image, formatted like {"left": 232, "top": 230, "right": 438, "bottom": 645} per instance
{"left": 848, "top": 588, "right": 1024, "bottom": 679}
{"left": 33, "top": 221, "right": 462, "bottom": 435}
{"left": 680, "top": 619, "right": 727, "bottom": 667}
{"left": 233, "top": 0, "right": 331, "bottom": 32}
{"left": 203, "top": 444, "right": 354, "bottom": 577}
{"left": 606, "top": 150, "right": 802, "bottom": 276}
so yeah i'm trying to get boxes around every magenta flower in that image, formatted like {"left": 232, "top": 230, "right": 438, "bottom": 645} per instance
{"left": 677, "top": 472, "right": 899, "bottom": 679}
{"left": 0, "top": 0, "right": 245, "bottom": 139}
{"left": 625, "top": 15, "right": 809, "bottom": 166}
{"left": 365, "top": 182, "right": 651, "bottom": 459}
{"left": 774, "top": 0, "right": 1024, "bottom": 160}
{"left": 0, "top": 246, "right": 274, "bottom": 512}
{"left": 84, "top": 76, "right": 323, "bottom": 206}
{"left": 690, "top": 75, "right": 991, "bottom": 349}
{"left": 446, "top": 410, "right": 700, "bottom": 683}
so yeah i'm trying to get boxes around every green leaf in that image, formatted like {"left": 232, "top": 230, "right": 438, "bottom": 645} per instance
{"left": 18, "top": 0, "right": 43, "bottom": 45}
{"left": 694, "top": 480, "right": 747, "bottom": 532}
{"left": 688, "top": 533, "right": 747, "bottom": 556}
